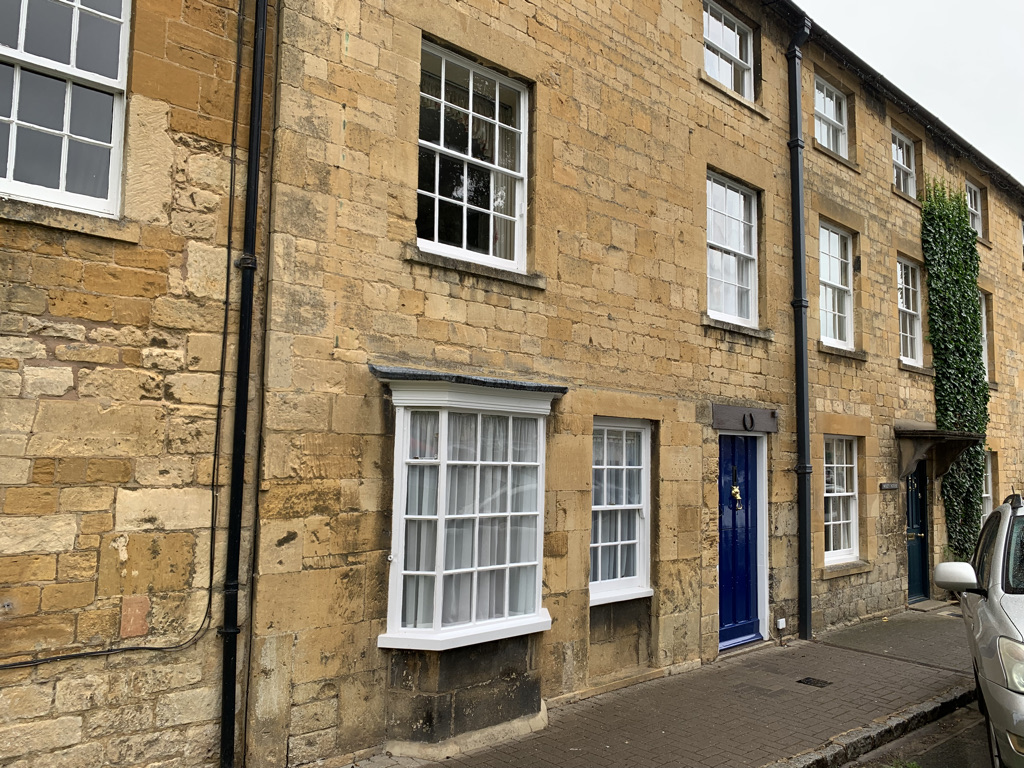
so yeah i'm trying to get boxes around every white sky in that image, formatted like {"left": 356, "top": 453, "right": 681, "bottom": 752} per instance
{"left": 794, "top": 0, "right": 1024, "bottom": 186}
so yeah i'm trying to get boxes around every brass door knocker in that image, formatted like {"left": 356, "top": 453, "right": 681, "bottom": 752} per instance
{"left": 731, "top": 466, "right": 743, "bottom": 510}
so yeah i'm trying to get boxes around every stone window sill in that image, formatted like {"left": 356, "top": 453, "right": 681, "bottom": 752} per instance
{"left": 977, "top": 235, "right": 993, "bottom": 250}
{"left": 898, "top": 360, "right": 934, "bottom": 377}
{"left": 817, "top": 341, "right": 867, "bottom": 362}
{"left": 702, "top": 314, "right": 774, "bottom": 342}
{"left": 0, "top": 197, "right": 141, "bottom": 243}
{"left": 822, "top": 559, "right": 872, "bottom": 580}
{"left": 408, "top": 248, "right": 547, "bottom": 290}
{"left": 698, "top": 71, "right": 770, "bottom": 120}
{"left": 812, "top": 139, "right": 861, "bottom": 174}
{"left": 891, "top": 185, "right": 922, "bottom": 209}
{"left": 989, "top": 380, "right": 999, "bottom": 391}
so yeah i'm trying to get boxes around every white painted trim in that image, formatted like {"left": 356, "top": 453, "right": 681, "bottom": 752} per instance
{"left": 719, "top": 431, "right": 769, "bottom": 643}
{"left": 388, "top": 380, "right": 557, "bottom": 415}
{"left": 377, "top": 611, "right": 551, "bottom": 651}
{"left": 589, "top": 587, "right": 654, "bottom": 607}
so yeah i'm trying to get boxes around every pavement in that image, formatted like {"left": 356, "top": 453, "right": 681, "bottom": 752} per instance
{"left": 348, "top": 602, "right": 975, "bottom": 768}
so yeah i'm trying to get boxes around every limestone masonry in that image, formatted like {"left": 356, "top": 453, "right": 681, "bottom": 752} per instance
{"left": 1, "top": 0, "right": 1023, "bottom": 766}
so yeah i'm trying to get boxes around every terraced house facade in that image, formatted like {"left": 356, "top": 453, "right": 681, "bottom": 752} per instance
{"left": 2, "top": 0, "right": 1024, "bottom": 765}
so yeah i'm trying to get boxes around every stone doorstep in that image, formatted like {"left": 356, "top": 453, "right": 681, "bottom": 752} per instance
{"left": 908, "top": 599, "right": 954, "bottom": 613}
{"left": 762, "top": 683, "right": 977, "bottom": 768}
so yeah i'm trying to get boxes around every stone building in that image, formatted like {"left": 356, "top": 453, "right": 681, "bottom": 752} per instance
{"left": 2, "top": 0, "right": 1024, "bottom": 766}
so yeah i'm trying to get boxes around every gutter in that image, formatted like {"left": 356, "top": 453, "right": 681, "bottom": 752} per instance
{"left": 220, "top": 0, "right": 269, "bottom": 761}
{"left": 785, "top": 16, "right": 814, "bottom": 641}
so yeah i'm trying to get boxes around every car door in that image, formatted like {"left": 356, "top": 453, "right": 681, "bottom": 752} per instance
{"left": 965, "top": 511, "right": 1004, "bottom": 683}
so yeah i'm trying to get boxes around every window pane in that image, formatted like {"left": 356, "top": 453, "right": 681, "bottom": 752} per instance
{"left": 472, "top": 73, "right": 495, "bottom": 117}
{"left": 443, "top": 106, "right": 468, "bottom": 154}
{"left": 625, "top": 468, "right": 641, "bottom": 505}
{"left": 70, "top": 84, "right": 114, "bottom": 142}
{"left": 0, "top": 0, "right": 20, "bottom": 48}
{"left": 419, "top": 96, "right": 440, "bottom": 144}
{"left": 478, "top": 517, "right": 507, "bottom": 566}
{"left": 13, "top": 128, "right": 61, "bottom": 188}
{"left": 498, "top": 126, "right": 518, "bottom": 171}
{"left": 445, "top": 61, "right": 470, "bottom": 109}
{"left": 81, "top": 0, "right": 122, "bottom": 18}
{"left": 493, "top": 216, "right": 515, "bottom": 261}
{"left": 19, "top": 70, "right": 66, "bottom": 130}
{"left": 607, "top": 431, "right": 623, "bottom": 465}
{"left": 480, "top": 415, "right": 507, "bottom": 461}
{"left": 498, "top": 84, "right": 519, "bottom": 128}
{"left": 76, "top": 12, "right": 121, "bottom": 79}
{"left": 600, "top": 544, "right": 617, "bottom": 580}
{"left": 466, "top": 209, "right": 489, "bottom": 255}
{"left": 409, "top": 411, "right": 439, "bottom": 459}
{"left": 510, "top": 466, "right": 537, "bottom": 513}
{"left": 441, "top": 572, "right": 472, "bottom": 626}
{"left": 476, "top": 569, "right": 505, "bottom": 620}
{"left": 444, "top": 519, "right": 474, "bottom": 570}
{"left": 621, "top": 510, "right": 637, "bottom": 540}
{"left": 470, "top": 116, "right": 494, "bottom": 163}
{"left": 66, "top": 140, "right": 110, "bottom": 198}
{"left": 416, "top": 195, "right": 435, "bottom": 241}
{"left": 447, "top": 465, "right": 475, "bottom": 515}
{"left": 592, "top": 467, "right": 604, "bottom": 507}
{"left": 511, "top": 418, "right": 537, "bottom": 462}
{"left": 402, "top": 575, "right": 434, "bottom": 628}
{"left": 510, "top": 516, "right": 537, "bottom": 562}
{"left": 599, "top": 509, "right": 618, "bottom": 543}
{"left": 508, "top": 565, "right": 535, "bottom": 615}
{"left": 625, "top": 431, "right": 641, "bottom": 465}
{"left": 479, "top": 466, "right": 507, "bottom": 515}
{"left": 607, "top": 468, "right": 623, "bottom": 505}
{"left": 621, "top": 543, "right": 637, "bottom": 578}
{"left": 438, "top": 155, "right": 463, "bottom": 200}
{"left": 406, "top": 465, "right": 438, "bottom": 517}
{"left": 420, "top": 50, "right": 442, "bottom": 98}
{"left": 467, "top": 163, "right": 490, "bottom": 209}
{"left": 404, "top": 519, "right": 436, "bottom": 571}
{"left": 0, "top": 63, "right": 12, "bottom": 117}
{"left": 0, "top": 123, "right": 8, "bottom": 176}
{"left": 417, "top": 148, "right": 435, "bottom": 192}
{"left": 437, "top": 200, "right": 462, "bottom": 247}
{"left": 24, "top": 0, "right": 73, "bottom": 64}
{"left": 493, "top": 172, "right": 515, "bottom": 215}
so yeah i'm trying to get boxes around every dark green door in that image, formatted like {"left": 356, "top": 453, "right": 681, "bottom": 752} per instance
{"left": 907, "top": 462, "right": 929, "bottom": 603}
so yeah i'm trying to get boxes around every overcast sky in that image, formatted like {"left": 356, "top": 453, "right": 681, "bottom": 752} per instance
{"left": 794, "top": 0, "right": 1024, "bottom": 186}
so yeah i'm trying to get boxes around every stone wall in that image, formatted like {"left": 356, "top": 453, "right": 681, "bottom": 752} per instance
{"left": 0, "top": 0, "right": 274, "bottom": 760}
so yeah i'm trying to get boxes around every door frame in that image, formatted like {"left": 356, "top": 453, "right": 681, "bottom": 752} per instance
{"left": 906, "top": 460, "right": 929, "bottom": 603}
{"left": 718, "top": 431, "right": 769, "bottom": 645}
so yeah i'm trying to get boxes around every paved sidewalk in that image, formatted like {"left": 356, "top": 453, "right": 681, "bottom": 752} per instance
{"left": 349, "top": 604, "right": 974, "bottom": 768}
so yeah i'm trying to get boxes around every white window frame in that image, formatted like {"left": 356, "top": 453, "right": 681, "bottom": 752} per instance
{"left": 416, "top": 42, "right": 529, "bottom": 273}
{"left": 0, "top": 0, "right": 130, "bottom": 216}
{"left": 814, "top": 77, "right": 848, "bottom": 158}
{"left": 590, "top": 418, "right": 654, "bottom": 606}
{"left": 702, "top": 1, "right": 753, "bottom": 99}
{"left": 823, "top": 436, "right": 858, "bottom": 565}
{"left": 891, "top": 129, "right": 916, "bottom": 197}
{"left": 980, "top": 290, "right": 991, "bottom": 381}
{"left": 982, "top": 451, "right": 994, "bottom": 520}
{"left": 819, "top": 223, "right": 854, "bottom": 350}
{"left": 378, "top": 379, "right": 555, "bottom": 651}
{"left": 897, "top": 259, "right": 923, "bottom": 366}
{"left": 966, "top": 181, "right": 983, "bottom": 237}
{"left": 706, "top": 173, "right": 758, "bottom": 327}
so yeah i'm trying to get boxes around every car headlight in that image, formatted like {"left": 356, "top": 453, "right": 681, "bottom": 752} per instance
{"left": 998, "top": 636, "right": 1024, "bottom": 692}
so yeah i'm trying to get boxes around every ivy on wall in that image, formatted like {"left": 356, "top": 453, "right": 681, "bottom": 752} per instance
{"left": 921, "top": 180, "right": 990, "bottom": 559}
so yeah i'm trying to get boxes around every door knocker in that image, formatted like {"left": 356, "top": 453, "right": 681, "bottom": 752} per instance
{"left": 731, "top": 466, "right": 743, "bottom": 510}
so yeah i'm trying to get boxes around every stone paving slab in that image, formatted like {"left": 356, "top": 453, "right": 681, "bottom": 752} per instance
{"left": 346, "top": 609, "right": 973, "bottom": 768}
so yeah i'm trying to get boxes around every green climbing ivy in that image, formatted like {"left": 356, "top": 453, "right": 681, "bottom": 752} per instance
{"left": 920, "top": 180, "right": 989, "bottom": 560}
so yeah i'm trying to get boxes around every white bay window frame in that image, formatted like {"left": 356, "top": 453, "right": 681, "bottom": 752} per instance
{"left": 416, "top": 42, "right": 528, "bottom": 273}
{"left": 814, "top": 77, "right": 848, "bottom": 158}
{"left": 819, "top": 223, "right": 854, "bottom": 350}
{"left": 897, "top": 259, "right": 922, "bottom": 365}
{"left": 590, "top": 418, "right": 653, "bottom": 606}
{"left": 982, "top": 451, "right": 994, "bottom": 520}
{"left": 702, "top": 1, "right": 753, "bottom": 99}
{"left": 378, "top": 378, "right": 556, "bottom": 651}
{"left": 706, "top": 173, "right": 758, "bottom": 327}
{"left": 823, "top": 436, "right": 858, "bottom": 565}
{"left": 0, "top": 0, "right": 130, "bottom": 216}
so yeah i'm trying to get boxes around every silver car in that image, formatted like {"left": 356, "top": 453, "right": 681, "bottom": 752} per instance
{"left": 935, "top": 494, "right": 1024, "bottom": 768}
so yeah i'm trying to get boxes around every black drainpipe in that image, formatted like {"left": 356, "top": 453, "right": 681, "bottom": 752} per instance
{"left": 220, "top": 0, "right": 269, "bottom": 760}
{"left": 786, "top": 16, "right": 813, "bottom": 641}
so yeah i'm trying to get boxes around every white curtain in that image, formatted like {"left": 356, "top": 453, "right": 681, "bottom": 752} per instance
{"left": 448, "top": 413, "right": 477, "bottom": 460}
{"left": 404, "top": 519, "right": 436, "bottom": 571}
{"left": 509, "top": 515, "right": 537, "bottom": 563}
{"left": 444, "top": 519, "right": 474, "bottom": 570}
{"left": 447, "top": 465, "right": 475, "bottom": 515}
{"left": 479, "top": 466, "right": 507, "bottom": 515}
{"left": 402, "top": 575, "right": 434, "bottom": 628}
{"left": 480, "top": 415, "right": 508, "bottom": 461}
{"left": 511, "top": 466, "right": 537, "bottom": 513}
{"left": 406, "top": 466, "right": 438, "bottom": 516}
{"left": 511, "top": 418, "right": 537, "bottom": 462}
{"left": 508, "top": 565, "right": 535, "bottom": 616}
{"left": 442, "top": 573, "right": 472, "bottom": 626}
{"left": 476, "top": 569, "right": 505, "bottom": 620}
{"left": 478, "top": 517, "right": 507, "bottom": 566}
{"left": 409, "top": 411, "right": 439, "bottom": 459}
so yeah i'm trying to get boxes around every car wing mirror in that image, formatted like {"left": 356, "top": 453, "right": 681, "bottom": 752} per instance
{"left": 934, "top": 561, "right": 985, "bottom": 596}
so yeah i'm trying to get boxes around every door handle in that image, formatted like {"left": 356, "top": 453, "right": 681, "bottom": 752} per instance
{"left": 906, "top": 532, "right": 925, "bottom": 540}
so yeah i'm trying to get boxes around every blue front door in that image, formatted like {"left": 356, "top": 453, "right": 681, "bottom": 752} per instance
{"left": 719, "top": 435, "right": 761, "bottom": 650}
